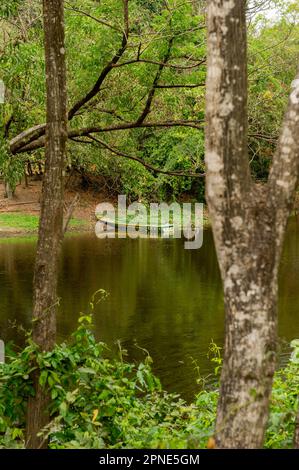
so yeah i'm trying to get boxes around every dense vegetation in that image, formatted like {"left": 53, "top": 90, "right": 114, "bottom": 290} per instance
{"left": 0, "top": 311, "right": 298, "bottom": 449}
{"left": 1, "top": 0, "right": 299, "bottom": 450}
{"left": 1, "top": 0, "right": 298, "bottom": 201}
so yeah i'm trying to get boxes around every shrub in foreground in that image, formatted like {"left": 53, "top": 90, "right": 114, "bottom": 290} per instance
{"left": 0, "top": 315, "right": 298, "bottom": 448}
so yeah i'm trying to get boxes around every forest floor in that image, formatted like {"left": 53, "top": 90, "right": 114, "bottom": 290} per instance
{"left": 0, "top": 178, "right": 106, "bottom": 237}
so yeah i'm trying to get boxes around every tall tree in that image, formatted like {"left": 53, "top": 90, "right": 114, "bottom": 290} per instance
{"left": 7, "top": 0, "right": 206, "bottom": 182}
{"left": 295, "top": 414, "right": 299, "bottom": 448}
{"left": 205, "top": 0, "right": 299, "bottom": 448}
{"left": 25, "top": 0, "right": 67, "bottom": 448}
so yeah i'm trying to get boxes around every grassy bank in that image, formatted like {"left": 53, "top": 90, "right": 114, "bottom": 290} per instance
{"left": 0, "top": 213, "right": 87, "bottom": 235}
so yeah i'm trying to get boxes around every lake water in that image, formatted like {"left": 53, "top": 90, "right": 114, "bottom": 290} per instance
{"left": 1, "top": 218, "right": 299, "bottom": 400}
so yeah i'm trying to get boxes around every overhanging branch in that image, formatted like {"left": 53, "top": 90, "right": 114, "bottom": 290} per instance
{"left": 112, "top": 58, "right": 206, "bottom": 70}
{"left": 135, "top": 36, "right": 173, "bottom": 126}
{"left": 87, "top": 134, "right": 205, "bottom": 178}
{"left": 12, "top": 120, "right": 204, "bottom": 154}
{"left": 67, "top": 0, "right": 129, "bottom": 120}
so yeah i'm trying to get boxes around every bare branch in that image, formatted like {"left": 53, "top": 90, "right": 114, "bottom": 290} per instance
{"left": 112, "top": 58, "right": 206, "bottom": 70}
{"left": 136, "top": 37, "right": 173, "bottom": 125}
{"left": 10, "top": 124, "right": 46, "bottom": 154}
{"left": 12, "top": 120, "right": 204, "bottom": 154}
{"left": 248, "top": 132, "right": 278, "bottom": 142}
{"left": 155, "top": 83, "right": 205, "bottom": 89}
{"left": 4, "top": 114, "right": 14, "bottom": 138}
{"left": 64, "top": 2, "right": 122, "bottom": 33}
{"left": 63, "top": 193, "right": 80, "bottom": 233}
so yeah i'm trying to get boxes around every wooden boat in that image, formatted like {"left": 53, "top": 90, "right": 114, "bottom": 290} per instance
{"left": 96, "top": 216, "right": 174, "bottom": 235}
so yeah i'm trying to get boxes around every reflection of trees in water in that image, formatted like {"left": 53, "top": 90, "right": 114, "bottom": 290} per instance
{"left": 0, "top": 240, "right": 35, "bottom": 342}
{"left": 1, "top": 223, "right": 299, "bottom": 398}
{"left": 279, "top": 218, "right": 299, "bottom": 340}
{"left": 67, "top": 232, "right": 224, "bottom": 397}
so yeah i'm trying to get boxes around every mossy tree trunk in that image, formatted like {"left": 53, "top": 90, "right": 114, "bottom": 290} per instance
{"left": 25, "top": 0, "right": 67, "bottom": 449}
{"left": 4, "top": 181, "right": 13, "bottom": 199}
{"left": 294, "top": 412, "right": 299, "bottom": 448}
{"left": 205, "top": 0, "right": 299, "bottom": 448}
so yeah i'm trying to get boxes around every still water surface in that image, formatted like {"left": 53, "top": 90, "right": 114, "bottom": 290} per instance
{"left": 1, "top": 219, "right": 299, "bottom": 400}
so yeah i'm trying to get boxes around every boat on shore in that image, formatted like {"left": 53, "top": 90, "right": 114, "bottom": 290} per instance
{"left": 96, "top": 216, "right": 174, "bottom": 235}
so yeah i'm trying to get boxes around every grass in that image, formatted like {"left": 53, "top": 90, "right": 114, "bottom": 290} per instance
{"left": 0, "top": 213, "right": 87, "bottom": 233}
{"left": 0, "top": 236, "right": 37, "bottom": 244}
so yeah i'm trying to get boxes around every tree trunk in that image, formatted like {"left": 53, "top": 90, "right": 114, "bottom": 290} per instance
{"left": 4, "top": 180, "right": 14, "bottom": 199}
{"left": 25, "top": 0, "right": 67, "bottom": 449}
{"left": 205, "top": 0, "right": 299, "bottom": 448}
{"left": 214, "top": 206, "right": 279, "bottom": 447}
{"left": 294, "top": 411, "right": 299, "bottom": 448}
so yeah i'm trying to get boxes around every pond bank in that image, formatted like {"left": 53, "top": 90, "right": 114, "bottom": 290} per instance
{"left": 0, "top": 213, "right": 90, "bottom": 238}
{"left": 0, "top": 179, "right": 210, "bottom": 237}
{"left": 0, "top": 179, "right": 106, "bottom": 237}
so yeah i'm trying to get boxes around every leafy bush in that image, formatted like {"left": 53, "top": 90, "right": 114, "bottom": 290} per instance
{"left": 0, "top": 313, "right": 298, "bottom": 449}
{"left": 0, "top": 312, "right": 216, "bottom": 449}
{"left": 265, "top": 339, "right": 299, "bottom": 448}
{"left": 0, "top": 137, "right": 24, "bottom": 194}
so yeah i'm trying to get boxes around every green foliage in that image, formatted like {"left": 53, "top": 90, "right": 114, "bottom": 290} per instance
{"left": 0, "top": 137, "right": 24, "bottom": 192}
{"left": 0, "top": 213, "right": 39, "bottom": 231}
{"left": 207, "top": 341, "right": 222, "bottom": 376}
{"left": 1, "top": 0, "right": 206, "bottom": 202}
{"left": 140, "top": 128, "right": 205, "bottom": 201}
{"left": 265, "top": 339, "right": 299, "bottom": 448}
{"left": 247, "top": 2, "right": 299, "bottom": 179}
{"left": 0, "top": 313, "right": 298, "bottom": 449}
{"left": 0, "top": 312, "right": 216, "bottom": 449}
{"left": 2, "top": 0, "right": 299, "bottom": 198}
{"left": 0, "top": 213, "right": 86, "bottom": 232}
{"left": 0, "top": 0, "right": 22, "bottom": 18}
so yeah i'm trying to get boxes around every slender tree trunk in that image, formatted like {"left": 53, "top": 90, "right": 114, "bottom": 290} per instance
{"left": 24, "top": 169, "right": 28, "bottom": 188}
{"left": 26, "top": 0, "right": 67, "bottom": 449}
{"left": 4, "top": 180, "right": 14, "bottom": 199}
{"left": 205, "top": 0, "right": 299, "bottom": 448}
{"left": 294, "top": 412, "right": 299, "bottom": 448}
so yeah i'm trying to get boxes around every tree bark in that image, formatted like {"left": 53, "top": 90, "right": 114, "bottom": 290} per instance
{"left": 4, "top": 181, "right": 14, "bottom": 199}
{"left": 205, "top": 0, "right": 299, "bottom": 448}
{"left": 25, "top": 0, "right": 67, "bottom": 449}
{"left": 294, "top": 412, "right": 299, "bottom": 448}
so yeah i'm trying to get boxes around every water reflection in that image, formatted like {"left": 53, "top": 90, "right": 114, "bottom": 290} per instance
{"left": 0, "top": 219, "right": 299, "bottom": 400}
